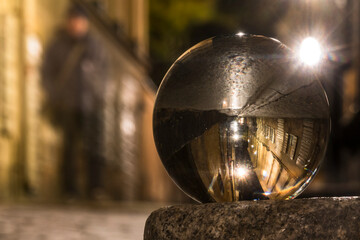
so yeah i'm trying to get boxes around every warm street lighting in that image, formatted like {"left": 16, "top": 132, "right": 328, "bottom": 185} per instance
{"left": 232, "top": 133, "right": 240, "bottom": 141}
{"left": 235, "top": 166, "right": 248, "bottom": 178}
{"left": 299, "top": 37, "right": 322, "bottom": 66}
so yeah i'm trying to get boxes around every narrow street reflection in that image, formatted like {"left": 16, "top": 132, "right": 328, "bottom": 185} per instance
{"left": 190, "top": 116, "right": 328, "bottom": 201}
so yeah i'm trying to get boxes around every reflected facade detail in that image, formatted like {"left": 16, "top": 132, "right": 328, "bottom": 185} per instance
{"left": 153, "top": 35, "right": 330, "bottom": 203}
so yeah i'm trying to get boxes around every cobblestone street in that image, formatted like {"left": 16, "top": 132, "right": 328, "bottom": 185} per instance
{"left": 0, "top": 203, "right": 160, "bottom": 240}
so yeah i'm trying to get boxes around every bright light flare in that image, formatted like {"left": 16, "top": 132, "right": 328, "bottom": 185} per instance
{"left": 232, "top": 134, "right": 240, "bottom": 141}
{"left": 237, "top": 32, "right": 246, "bottom": 37}
{"left": 230, "top": 121, "right": 239, "bottom": 132}
{"left": 235, "top": 167, "right": 248, "bottom": 178}
{"left": 299, "top": 37, "right": 322, "bottom": 66}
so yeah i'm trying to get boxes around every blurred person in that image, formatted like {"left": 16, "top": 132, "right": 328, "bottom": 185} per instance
{"left": 41, "top": 4, "right": 108, "bottom": 199}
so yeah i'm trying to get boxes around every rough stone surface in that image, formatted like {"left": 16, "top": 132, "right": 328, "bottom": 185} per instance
{"left": 144, "top": 197, "right": 360, "bottom": 240}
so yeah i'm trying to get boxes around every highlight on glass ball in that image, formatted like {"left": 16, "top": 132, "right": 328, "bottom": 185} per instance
{"left": 153, "top": 34, "right": 330, "bottom": 203}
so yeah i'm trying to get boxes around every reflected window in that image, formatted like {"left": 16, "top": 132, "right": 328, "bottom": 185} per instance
{"left": 282, "top": 133, "right": 289, "bottom": 153}
{"left": 283, "top": 133, "right": 297, "bottom": 160}
{"left": 270, "top": 127, "right": 275, "bottom": 143}
{"left": 264, "top": 125, "right": 269, "bottom": 139}
{"left": 288, "top": 134, "right": 297, "bottom": 160}
{"left": 296, "top": 120, "right": 314, "bottom": 167}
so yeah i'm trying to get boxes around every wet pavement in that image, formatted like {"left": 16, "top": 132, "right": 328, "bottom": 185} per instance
{"left": 0, "top": 202, "right": 161, "bottom": 240}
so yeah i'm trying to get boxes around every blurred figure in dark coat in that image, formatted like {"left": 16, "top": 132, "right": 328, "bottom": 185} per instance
{"left": 41, "top": 4, "right": 108, "bottom": 199}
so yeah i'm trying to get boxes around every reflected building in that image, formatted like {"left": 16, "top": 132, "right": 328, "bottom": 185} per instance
{"left": 249, "top": 117, "right": 328, "bottom": 199}
{"left": 176, "top": 114, "right": 328, "bottom": 202}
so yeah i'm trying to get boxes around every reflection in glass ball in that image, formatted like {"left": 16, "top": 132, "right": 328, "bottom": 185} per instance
{"left": 153, "top": 34, "right": 330, "bottom": 203}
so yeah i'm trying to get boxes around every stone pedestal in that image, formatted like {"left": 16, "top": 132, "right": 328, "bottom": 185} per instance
{"left": 144, "top": 197, "right": 360, "bottom": 240}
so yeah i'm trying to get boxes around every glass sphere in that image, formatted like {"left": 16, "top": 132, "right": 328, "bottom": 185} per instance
{"left": 153, "top": 34, "right": 330, "bottom": 203}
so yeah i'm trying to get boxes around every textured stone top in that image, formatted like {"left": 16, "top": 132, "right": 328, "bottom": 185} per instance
{"left": 144, "top": 197, "right": 360, "bottom": 240}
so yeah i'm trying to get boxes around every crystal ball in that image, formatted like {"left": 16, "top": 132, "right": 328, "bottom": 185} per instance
{"left": 153, "top": 34, "right": 330, "bottom": 203}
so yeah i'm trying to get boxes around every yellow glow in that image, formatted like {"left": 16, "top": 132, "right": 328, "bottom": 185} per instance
{"left": 236, "top": 167, "right": 248, "bottom": 178}
{"left": 232, "top": 134, "right": 240, "bottom": 141}
{"left": 26, "top": 35, "right": 42, "bottom": 64}
{"left": 121, "top": 113, "right": 135, "bottom": 136}
{"left": 299, "top": 37, "right": 322, "bottom": 66}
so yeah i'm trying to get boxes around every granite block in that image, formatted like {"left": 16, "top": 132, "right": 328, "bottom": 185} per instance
{"left": 144, "top": 197, "right": 360, "bottom": 240}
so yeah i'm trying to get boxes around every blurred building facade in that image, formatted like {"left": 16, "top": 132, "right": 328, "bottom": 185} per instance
{"left": 0, "top": 0, "right": 182, "bottom": 202}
